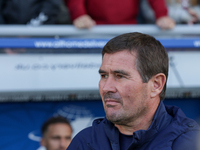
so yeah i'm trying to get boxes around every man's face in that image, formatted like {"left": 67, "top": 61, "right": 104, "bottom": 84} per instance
{"left": 99, "top": 50, "right": 152, "bottom": 125}
{"left": 41, "top": 123, "right": 72, "bottom": 150}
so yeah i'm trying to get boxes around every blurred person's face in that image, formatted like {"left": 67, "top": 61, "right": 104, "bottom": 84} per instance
{"left": 99, "top": 50, "right": 152, "bottom": 126}
{"left": 41, "top": 123, "right": 72, "bottom": 150}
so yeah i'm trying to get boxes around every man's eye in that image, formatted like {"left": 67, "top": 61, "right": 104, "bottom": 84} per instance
{"left": 116, "top": 74, "right": 124, "bottom": 79}
{"left": 52, "top": 137, "right": 60, "bottom": 140}
{"left": 65, "top": 136, "right": 72, "bottom": 140}
{"left": 101, "top": 74, "right": 108, "bottom": 79}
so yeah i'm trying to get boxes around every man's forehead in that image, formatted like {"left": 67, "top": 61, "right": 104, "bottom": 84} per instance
{"left": 101, "top": 50, "right": 136, "bottom": 68}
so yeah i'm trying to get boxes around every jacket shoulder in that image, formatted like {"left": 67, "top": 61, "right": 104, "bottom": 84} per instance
{"left": 147, "top": 105, "right": 200, "bottom": 150}
{"left": 172, "top": 130, "right": 200, "bottom": 150}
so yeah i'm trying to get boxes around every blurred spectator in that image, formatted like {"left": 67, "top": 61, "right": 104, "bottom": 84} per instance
{"left": 56, "top": 0, "right": 71, "bottom": 24}
{"left": 0, "top": 0, "right": 64, "bottom": 25}
{"left": 141, "top": 0, "right": 200, "bottom": 24}
{"left": 65, "top": 0, "right": 175, "bottom": 30}
{"left": 40, "top": 116, "right": 73, "bottom": 150}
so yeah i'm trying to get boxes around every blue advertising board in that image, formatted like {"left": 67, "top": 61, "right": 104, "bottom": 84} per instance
{"left": 0, "top": 38, "right": 200, "bottom": 49}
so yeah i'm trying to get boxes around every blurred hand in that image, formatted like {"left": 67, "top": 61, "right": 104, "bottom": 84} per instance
{"left": 187, "top": 8, "right": 198, "bottom": 24}
{"left": 156, "top": 16, "right": 175, "bottom": 30}
{"left": 73, "top": 15, "right": 96, "bottom": 29}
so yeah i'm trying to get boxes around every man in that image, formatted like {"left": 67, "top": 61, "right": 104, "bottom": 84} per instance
{"left": 40, "top": 116, "right": 73, "bottom": 150}
{"left": 67, "top": 32, "right": 200, "bottom": 150}
{"left": 65, "top": 0, "right": 175, "bottom": 29}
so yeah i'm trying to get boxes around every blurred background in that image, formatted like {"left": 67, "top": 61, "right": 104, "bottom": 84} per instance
{"left": 0, "top": 0, "right": 200, "bottom": 149}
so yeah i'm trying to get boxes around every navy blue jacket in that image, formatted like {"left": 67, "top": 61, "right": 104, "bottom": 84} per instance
{"left": 67, "top": 101, "right": 200, "bottom": 150}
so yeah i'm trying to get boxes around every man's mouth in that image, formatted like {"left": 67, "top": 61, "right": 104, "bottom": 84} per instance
{"left": 104, "top": 99, "right": 120, "bottom": 106}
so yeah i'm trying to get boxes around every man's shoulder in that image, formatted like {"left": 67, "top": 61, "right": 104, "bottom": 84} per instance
{"left": 147, "top": 119, "right": 200, "bottom": 150}
{"left": 165, "top": 104, "right": 200, "bottom": 131}
{"left": 147, "top": 104, "right": 200, "bottom": 150}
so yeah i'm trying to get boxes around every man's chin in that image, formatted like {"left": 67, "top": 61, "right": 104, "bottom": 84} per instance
{"left": 106, "top": 112, "right": 118, "bottom": 122}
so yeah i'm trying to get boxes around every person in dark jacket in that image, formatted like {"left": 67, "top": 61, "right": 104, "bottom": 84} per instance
{"left": 0, "top": 0, "right": 61, "bottom": 25}
{"left": 67, "top": 32, "right": 200, "bottom": 150}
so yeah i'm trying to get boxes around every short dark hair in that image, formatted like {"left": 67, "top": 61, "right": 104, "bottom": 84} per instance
{"left": 102, "top": 32, "right": 168, "bottom": 100}
{"left": 41, "top": 116, "right": 72, "bottom": 136}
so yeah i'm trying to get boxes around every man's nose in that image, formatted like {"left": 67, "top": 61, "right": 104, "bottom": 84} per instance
{"left": 102, "top": 77, "right": 117, "bottom": 93}
{"left": 60, "top": 139, "right": 68, "bottom": 149}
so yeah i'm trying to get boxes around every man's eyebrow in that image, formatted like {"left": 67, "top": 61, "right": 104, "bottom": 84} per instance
{"left": 112, "top": 70, "right": 129, "bottom": 76}
{"left": 99, "top": 69, "right": 129, "bottom": 76}
{"left": 99, "top": 69, "right": 106, "bottom": 74}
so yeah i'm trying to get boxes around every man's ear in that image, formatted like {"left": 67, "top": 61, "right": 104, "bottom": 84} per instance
{"left": 150, "top": 73, "right": 166, "bottom": 98}
{"left": 40, "top": 138, "right": 46, "bottom": 147}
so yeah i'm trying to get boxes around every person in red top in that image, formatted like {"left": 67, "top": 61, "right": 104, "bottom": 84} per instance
{"left": 65, "top": 0, "right": 175, "bottom": 29}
